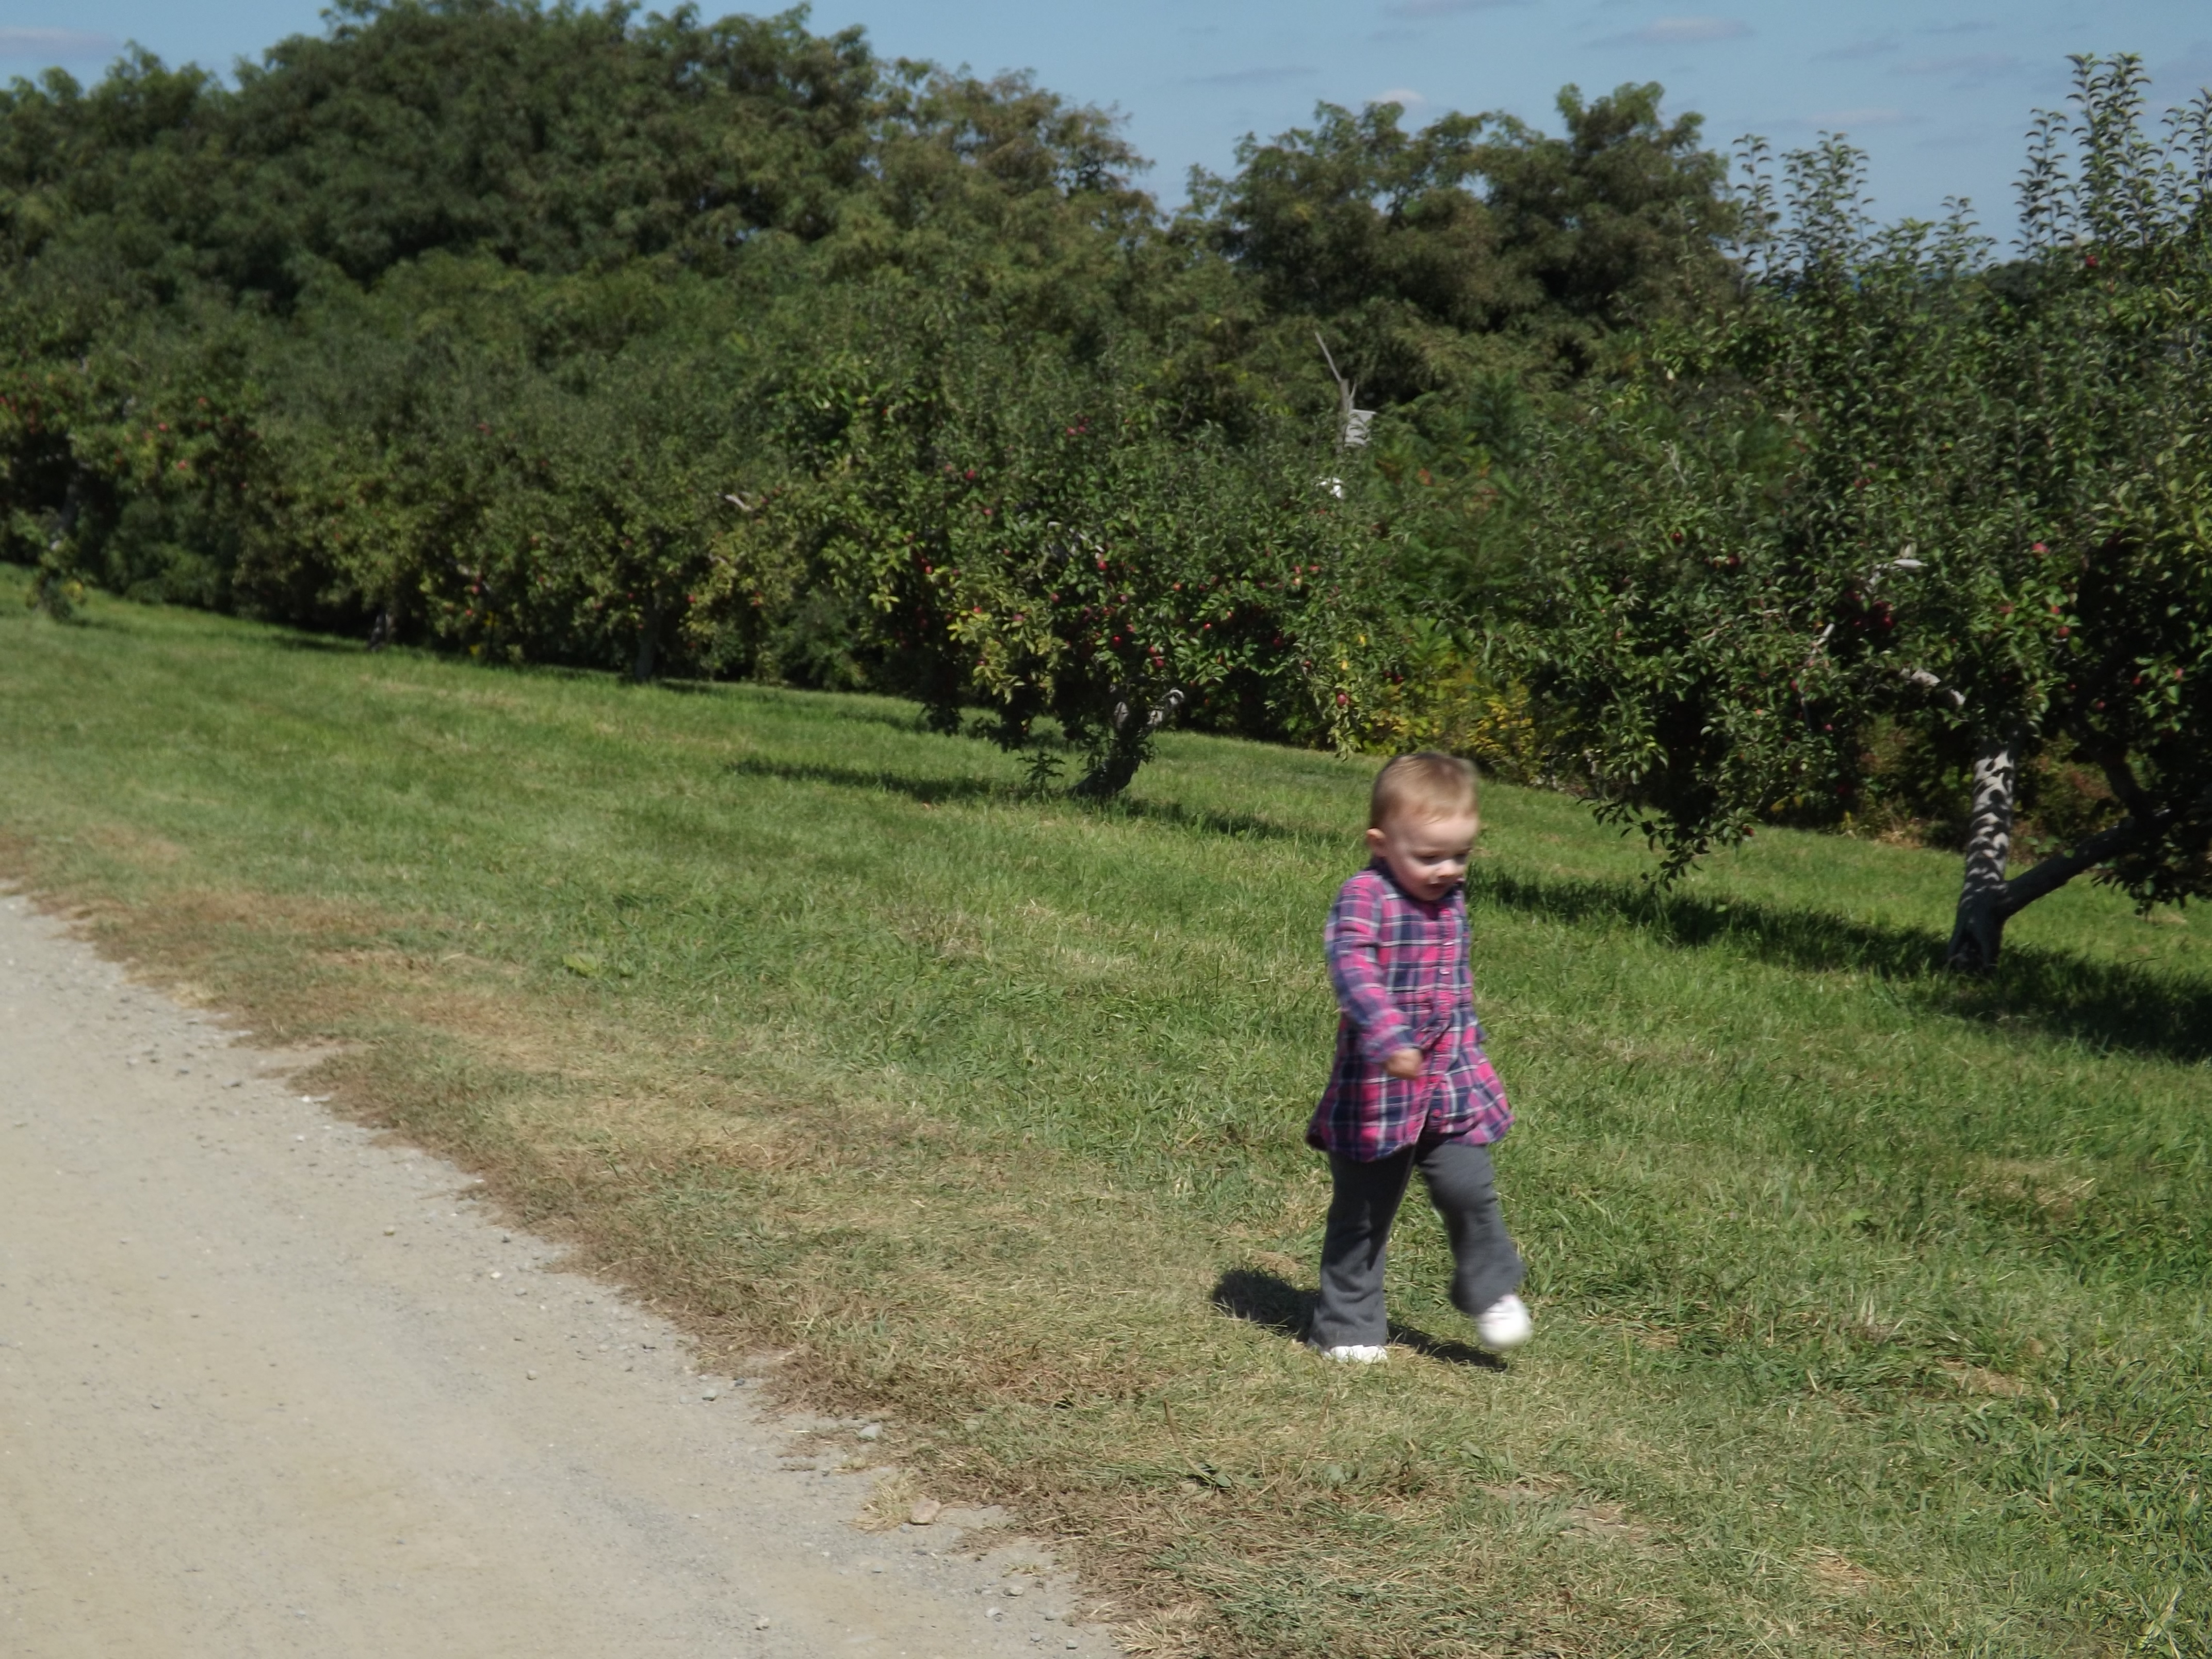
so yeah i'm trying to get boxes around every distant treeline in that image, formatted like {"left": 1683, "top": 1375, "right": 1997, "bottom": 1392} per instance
{"left": 0, "top": 0, "right": 1732, "bottom": 783}
{"left": 5, "top": 7, "right": 2207, "bottom": 928}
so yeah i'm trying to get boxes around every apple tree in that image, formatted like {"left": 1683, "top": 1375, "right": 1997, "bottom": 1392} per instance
{"left": 1514, "top": 56, "right": 2212, "bottom": 968}
{"left": 719, "top": 295, "right": 1415, "bottom": 796}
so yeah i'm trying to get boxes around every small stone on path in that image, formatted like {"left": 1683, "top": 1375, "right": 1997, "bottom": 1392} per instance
{"left": 909, "top": 1498, "right": 941, "bottom": 1526}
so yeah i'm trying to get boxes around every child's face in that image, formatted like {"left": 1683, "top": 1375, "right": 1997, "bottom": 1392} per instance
{"left": 1365, "top": 807, "right": 1478, "bottom": 901}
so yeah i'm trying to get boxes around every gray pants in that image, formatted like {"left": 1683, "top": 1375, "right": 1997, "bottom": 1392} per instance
{"left": 1311, "top": 1139, "right": 1524, "bottom": 1349}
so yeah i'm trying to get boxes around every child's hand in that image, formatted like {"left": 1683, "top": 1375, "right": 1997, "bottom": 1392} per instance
{"left": 1385, "top": 1047, "right": 1422, "bottom": 1080}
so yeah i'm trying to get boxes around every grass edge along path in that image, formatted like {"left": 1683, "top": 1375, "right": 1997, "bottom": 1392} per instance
{"left": 3, "top": 577, "right": 2210, "bottom": 1657}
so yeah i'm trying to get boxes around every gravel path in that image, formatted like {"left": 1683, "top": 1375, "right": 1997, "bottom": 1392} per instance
{"left": 0, "top": 891, "right": 1109, "bottom": 1658}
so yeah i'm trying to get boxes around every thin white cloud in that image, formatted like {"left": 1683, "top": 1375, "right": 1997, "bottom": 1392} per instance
{"left": 1895, "top": 52, "right": 2018, "bottom": 88}
{"left": 1595, "top": 17, "right": 1752, "bottom": 48}
{"left": 1763, "top": 104, "right": 1917, "bottom": 134}
{"left": 0, "top": 26, "right": 119, "bottom": 59}
{"left": 1807, "top": 107, "right": 1913, "bottom": 129}
{"left": 1189, "top": 64, "right": 1316, "bottom": 88}
{"left": 1911, "top": 126, "right": 2002, "bottom": 157}
{"left": 1814, "top": 37, "right": 1898, "bottom": 63}
{"left": 1373, "top": 87, "right": 1429, "bottom": 108}
{"left": 1385, "top": 0, "right": 1527, "bottom": 16}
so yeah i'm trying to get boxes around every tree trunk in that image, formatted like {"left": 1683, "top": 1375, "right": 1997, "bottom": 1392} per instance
{"left": 1072, "top": 687, "right": 1184, "bottom": 798}
{"left": 55, "top": 470, "right": 84, "bottom": 543}
{"left": 1946, "top": 730, "right": 2021, "bottom": 972}
{"left": 1072, "top": 747, "right": 1145, "bottom": 799}
{"left": 632, "top": 595, "right": 663, "bottom": 683}
{"left": 30, "top": 471, "right": 88, "bottom": 619}
{"left": 1942, "top": 736, "right": 2160, "bottom": 973}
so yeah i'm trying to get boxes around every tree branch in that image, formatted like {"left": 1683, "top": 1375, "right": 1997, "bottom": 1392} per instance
{"left": 1998, "top": 812, "right": 2153, "bottom": 919}
{"left": 1901, "top": 666, "right": 1965, "bottom": 710}
{"left": 2096, "top": 751, "right": 2156, "bottom": 822}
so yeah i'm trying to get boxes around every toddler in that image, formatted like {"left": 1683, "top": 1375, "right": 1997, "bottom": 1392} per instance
{"left": 1308, "top": 751, "right": 1530, "bottom": 1362}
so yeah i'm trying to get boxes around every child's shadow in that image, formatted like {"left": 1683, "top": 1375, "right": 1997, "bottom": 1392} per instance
{"left": 1209, "top": 1267, "right": 1505, "bottom": 1370}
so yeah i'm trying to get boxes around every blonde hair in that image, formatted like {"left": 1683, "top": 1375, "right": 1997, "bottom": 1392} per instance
{"left": 1370, "top": 751, "right": 1478, "bottom": 831}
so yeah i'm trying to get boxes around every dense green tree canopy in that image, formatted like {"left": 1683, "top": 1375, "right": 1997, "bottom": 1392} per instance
{"left": 2, "top": 0, "right": 1746, "bottom": 796}
{"left": 1513, "top": 57, "right": 2212, "bottom": 962}
{"left": 1185, "top": 83, "right": 1740, "bottom": 409}
{"left": 8, "top": 4, "right": 2202, "bottom": 904}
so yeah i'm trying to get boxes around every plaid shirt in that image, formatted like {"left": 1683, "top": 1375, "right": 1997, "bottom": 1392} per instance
{"left": 1307, "top": 859, "right": 1513, "bottom": 1160}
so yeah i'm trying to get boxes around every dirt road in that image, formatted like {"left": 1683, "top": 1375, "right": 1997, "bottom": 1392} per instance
{"left": 0, "top": 892, "right": 1105, "bottom": 1658}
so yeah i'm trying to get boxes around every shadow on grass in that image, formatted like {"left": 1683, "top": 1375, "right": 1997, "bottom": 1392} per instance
{"left": 1386, "top": 1324, "right": 1506, "bottom": 1369}
{"left": 1110, "top": 795, "right": 1335, "bottom": 845}
{"left": 729, "top": 751, "right": 2207, "bottom": 1060}
{"left": 727, "top": 756, "right": 1017, "bottom": 808}
{"left": 271, "top": 632, "right": 367, "bottom": 655}
{"left": 727, "top": 756, "right": 1324, "bottom": 841}
{"left": 662, "top": 682, "right": 923, "bottom": 736}
{"left": 1469, "top": 865, "right": 2212, "bottom": 1065}
{"left": 1211, "top": 1266, "right": 1310, "bottom": 1340}
{"left": 715, "top": 684, "right": 1021, "bottom": 739}
{"left": 1209, "top": 1267, "right": 1505, "bottom": 1370}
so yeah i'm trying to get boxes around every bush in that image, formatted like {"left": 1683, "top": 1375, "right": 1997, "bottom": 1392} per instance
{"left": 1355, "top": 621, "right": 1540, "bottom": 780}
{"left": 1508, "top": 58, "right": 2212, "bottom": 964}
{"left": 729, "top": 295, "right": 1418, "bottom": 792}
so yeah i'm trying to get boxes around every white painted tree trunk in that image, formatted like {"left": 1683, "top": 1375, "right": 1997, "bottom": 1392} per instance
{"left": 1946, "top": 730, "right": 2021, "bottom": 972}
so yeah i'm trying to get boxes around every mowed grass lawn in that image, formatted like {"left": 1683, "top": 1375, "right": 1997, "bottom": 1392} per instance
{"left": 4, "top": 568, "right": 2210, "bottom": 1657}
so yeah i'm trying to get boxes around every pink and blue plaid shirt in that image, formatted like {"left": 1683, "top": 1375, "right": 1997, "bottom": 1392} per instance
{"left": 1307, "top": 859, "right": 1514, "bottom": 1160}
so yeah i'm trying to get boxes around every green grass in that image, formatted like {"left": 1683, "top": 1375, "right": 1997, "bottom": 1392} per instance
{"left": 4, "top": 567, "right": 2209, "bottom": 1657}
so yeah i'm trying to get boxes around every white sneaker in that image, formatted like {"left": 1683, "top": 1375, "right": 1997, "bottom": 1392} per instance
{"left": 1474, "top": 1294, "right": 1533, "bottom": 1353}
{"left": 1311, "top": 1342, "right": 1389, "bottom": 1364}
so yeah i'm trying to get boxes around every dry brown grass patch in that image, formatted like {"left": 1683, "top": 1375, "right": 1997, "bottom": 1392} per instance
{"left": 82, "top": 823, "right": 187, "bottom": 865}
{"left": 1939, "top": 1360, "right": 2027, "bottom": 1397}
{"left": 1968, "top": 1157, "right": 2099, "bottom": 1221}
{"left": 1564, "top": 1501, "right": 1656, "bottom": 1548}
{"left": 0, "top": 830, "right": 2061, "bottom": 1659}
{"left": 1479, "top": 1475, "right": 1569, "bottom": 1503}
{"left": 1806, "top": 1550, "right": 1877, "bottom": 1595}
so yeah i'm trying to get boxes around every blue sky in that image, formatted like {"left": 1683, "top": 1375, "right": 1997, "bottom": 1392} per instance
{"left": 5, "top": 1, "right": 2209, "bottom": 239}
